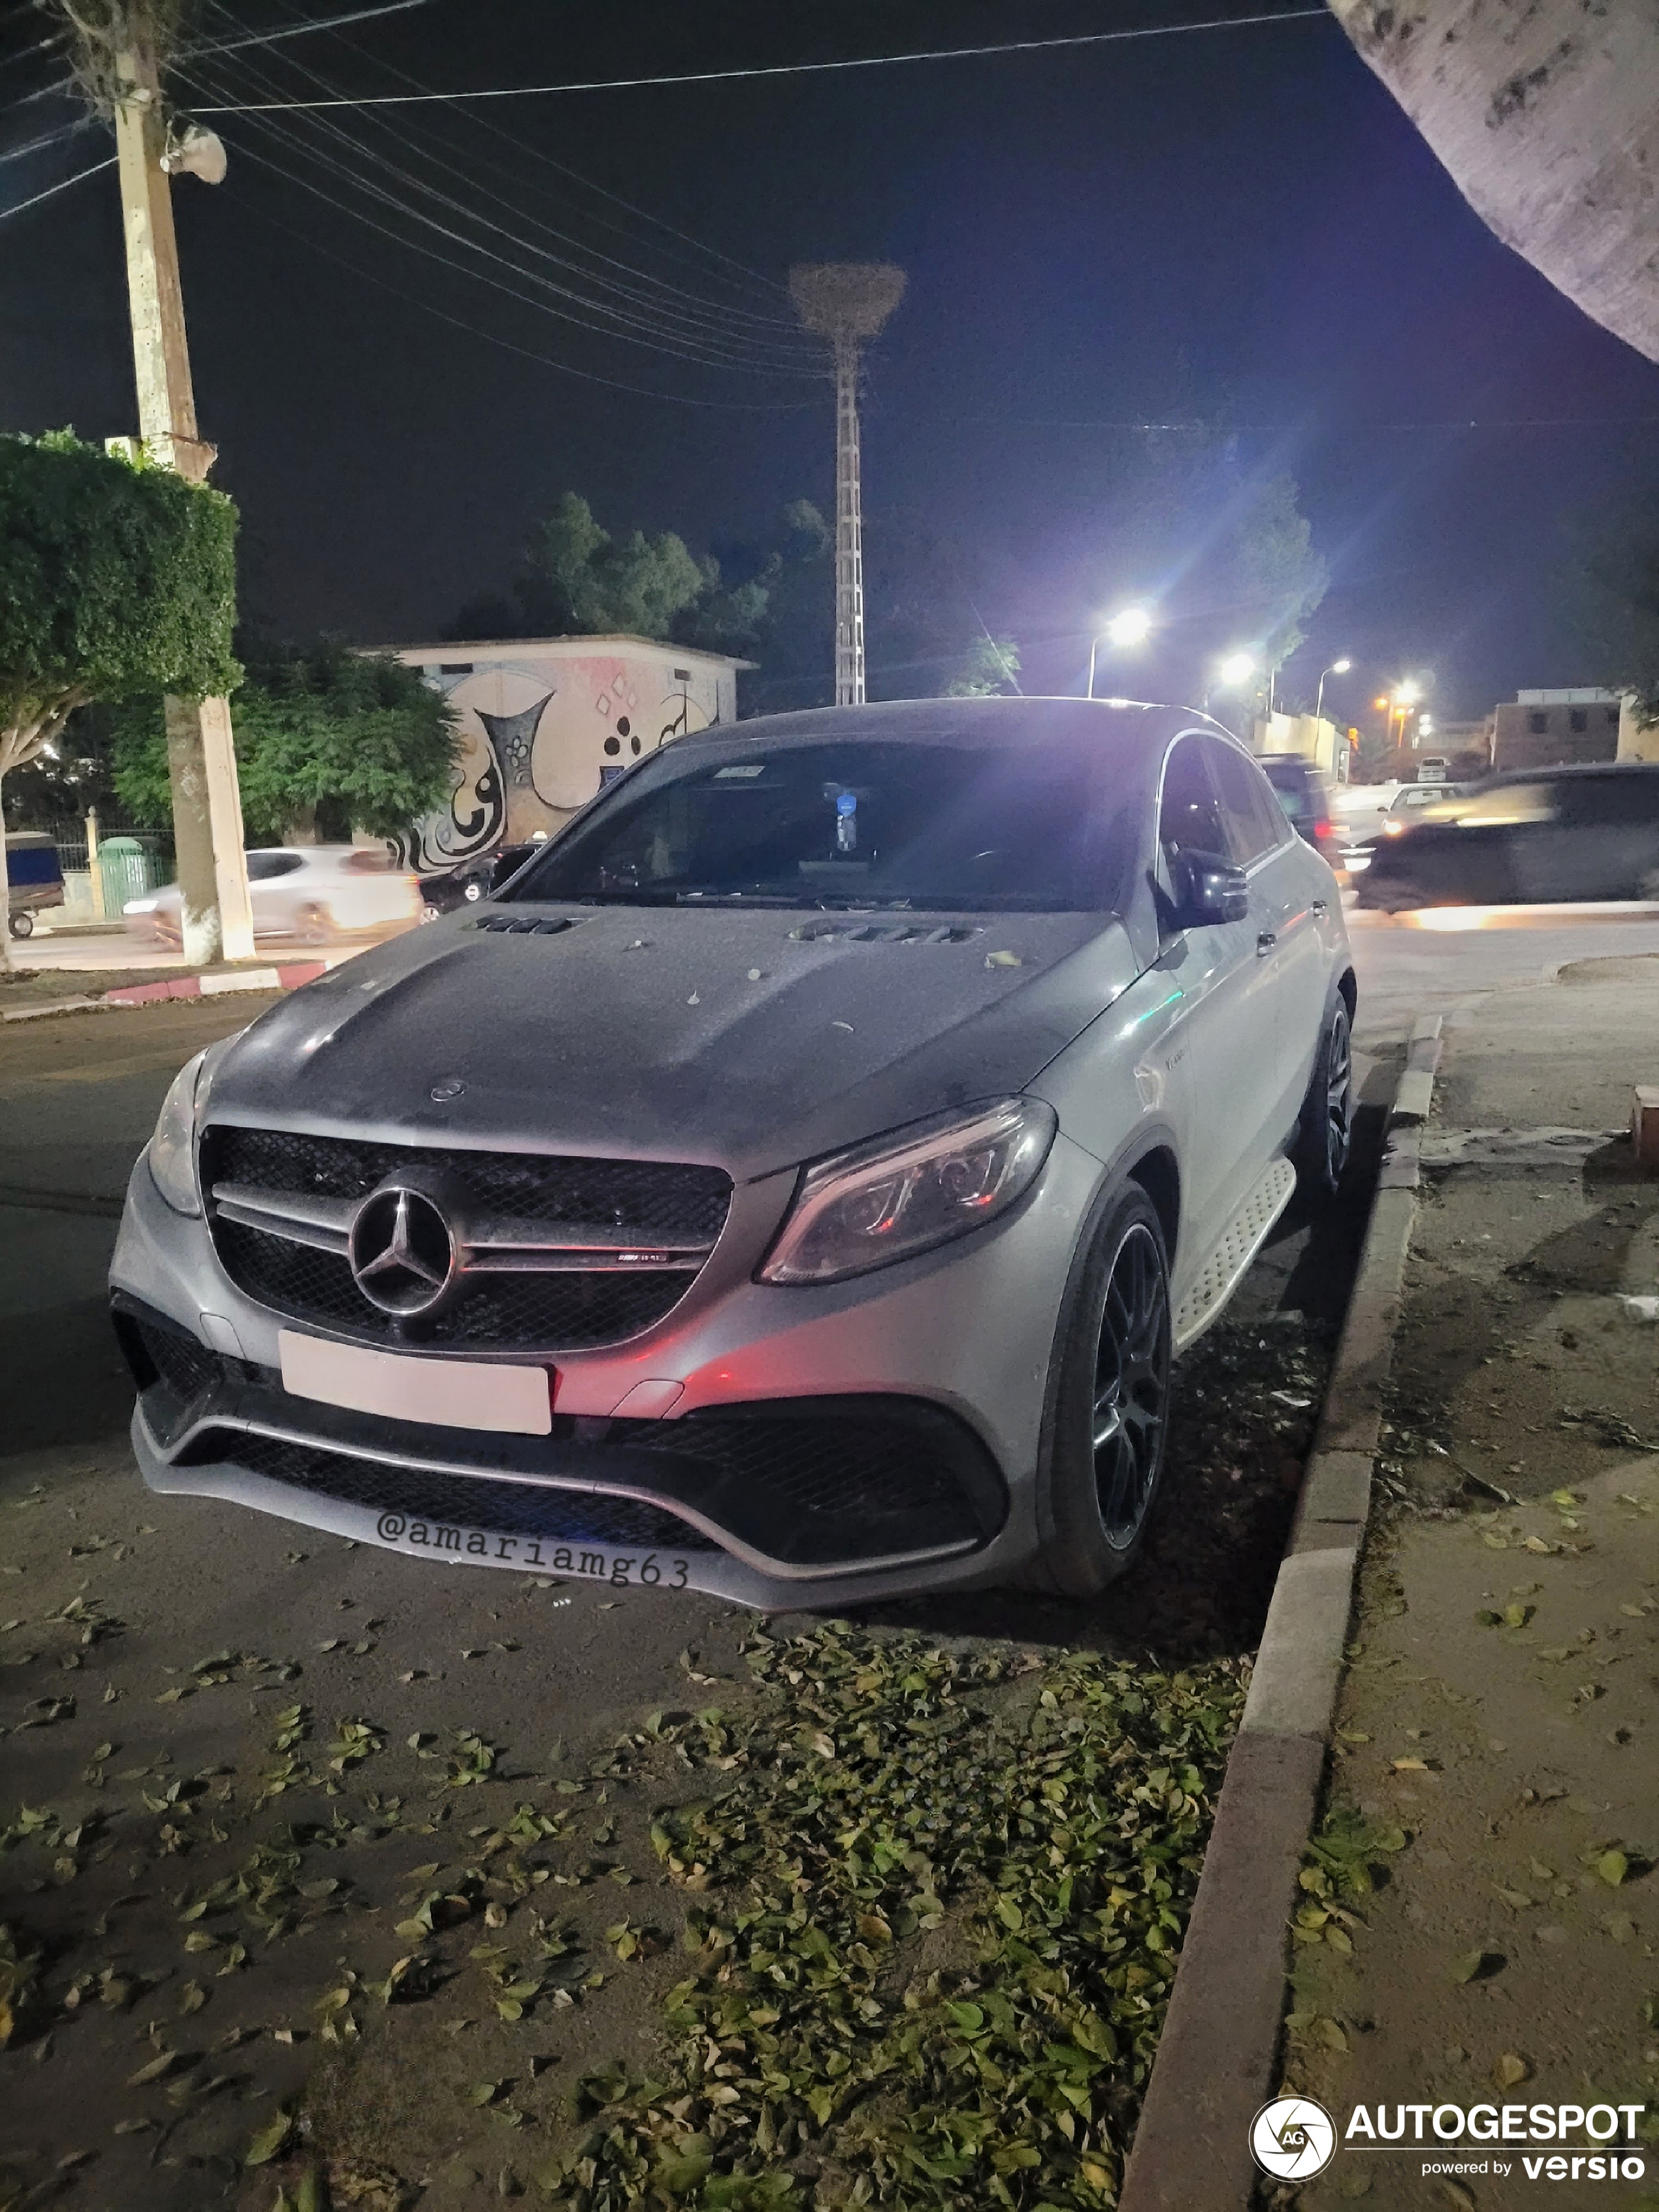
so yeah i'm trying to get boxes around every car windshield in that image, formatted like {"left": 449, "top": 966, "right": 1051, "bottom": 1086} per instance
{"left": 504, "top": 736, "right": 1140, "bottom": 912}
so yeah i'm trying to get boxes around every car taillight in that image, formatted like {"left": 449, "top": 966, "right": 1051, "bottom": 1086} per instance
{"left": 1313, "top": 816, "right": 1334, "bottom": 842}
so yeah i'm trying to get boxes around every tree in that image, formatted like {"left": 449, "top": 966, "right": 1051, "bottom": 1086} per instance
{"left": 450, "top": 494, "right": 728, "bottom": 646}
{"left": 111, "top": 640, "right": 461, "bottom": 845}
{"left": 1330, "top": 1, "right": 1659, "bottom": 367}
{"left": 0, "top": 429, "right": 237, "bottom": 971}
{"left": 1567, "top": 493, "right": 1659, "bottom": 722}
{"left": 942, "top": 637, "right": 1022, "bottom": 697}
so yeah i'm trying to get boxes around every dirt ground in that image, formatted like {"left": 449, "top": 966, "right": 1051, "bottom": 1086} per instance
{"left": 1278, "top": 963, "right": 1659, "bottom": 2212}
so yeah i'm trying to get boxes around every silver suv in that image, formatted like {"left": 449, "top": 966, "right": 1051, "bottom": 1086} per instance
{"left": 110, "top": 699, "right": 1355, "bottom": 1609}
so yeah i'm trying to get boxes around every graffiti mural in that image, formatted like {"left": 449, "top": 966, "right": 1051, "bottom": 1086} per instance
{"left": 399, "top": 645, "right": 737, "bottom": 871}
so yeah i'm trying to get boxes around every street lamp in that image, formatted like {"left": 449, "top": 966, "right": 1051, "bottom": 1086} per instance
{"left": 1217, "top": 650, "right": 1255, "bottom": 688}
{"left": 1313, "top": 656, "right": 1351, "bottom": 729}
{"left": 1086, "top": 605, "right": 1153, "bottom": 700}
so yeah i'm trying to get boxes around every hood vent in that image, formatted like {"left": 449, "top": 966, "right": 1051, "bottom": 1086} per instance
{"left": 475, "top": 914, "right": 585, "bottom": 935}
{"left": 791, "top": 920, "right": 982, "bottom": 945}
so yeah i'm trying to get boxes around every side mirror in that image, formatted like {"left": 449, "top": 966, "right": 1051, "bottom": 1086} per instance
{"left": 1178, "top": 848, "right": 1249, "bottom": 925}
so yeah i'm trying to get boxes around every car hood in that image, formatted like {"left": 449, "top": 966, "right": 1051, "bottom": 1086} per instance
{"left": 206, "top": 905, "right": 1142, "bottom": 1181}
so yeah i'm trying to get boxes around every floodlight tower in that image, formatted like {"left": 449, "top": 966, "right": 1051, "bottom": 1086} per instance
{"left": 789, "top": 263, "right": 907, "bottom": 705}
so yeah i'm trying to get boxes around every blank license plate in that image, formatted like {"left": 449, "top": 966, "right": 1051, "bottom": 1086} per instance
{"left": 278, "top": 1330, "right": 553, "bottom": 1436}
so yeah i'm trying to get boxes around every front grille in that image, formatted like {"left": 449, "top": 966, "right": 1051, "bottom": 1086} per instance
{"left": 202, "top": 1127, "right": 731, "bottom": 1353}
{"left": 192, "top": 1430, "right": 712, "bottom": 1553}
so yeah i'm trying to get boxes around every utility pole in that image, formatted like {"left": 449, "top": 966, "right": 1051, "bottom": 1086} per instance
{"left": 111, "top": 44, "right": 253, "bottom": 964}
{"left": 789, "top": 264, "right": 906, "bottom": 708}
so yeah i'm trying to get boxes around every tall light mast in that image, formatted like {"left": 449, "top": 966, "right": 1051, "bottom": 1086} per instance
{"left": 788, "top": 264, "right": 906, "bottom": 706}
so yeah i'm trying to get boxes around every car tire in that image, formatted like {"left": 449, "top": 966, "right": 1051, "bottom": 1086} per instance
{"left": 1027, "top": 1183, "right": 1173, "bottom": 1597}
{"left": 8, "top": 910, "right": 34, "bottom": 940}
{"left": 1293, "top": 994, "right": 1353, "bottom": 1203}
{"left": 295, "top": 901, "right": 331, "bottom": 944}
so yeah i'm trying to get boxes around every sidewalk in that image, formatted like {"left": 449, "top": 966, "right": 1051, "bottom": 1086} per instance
{"left": 1278, "top": 952, "right": 1659, "bottom": 2208}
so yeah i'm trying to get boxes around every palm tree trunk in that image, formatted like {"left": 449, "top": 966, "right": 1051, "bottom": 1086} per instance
{"left": 1330, "top": 0, "right": 1659, "bottom": 364}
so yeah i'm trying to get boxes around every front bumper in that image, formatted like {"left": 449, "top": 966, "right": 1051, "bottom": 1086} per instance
{"left": 110, "top": 1131, "right": 1106, "bottom": 1607}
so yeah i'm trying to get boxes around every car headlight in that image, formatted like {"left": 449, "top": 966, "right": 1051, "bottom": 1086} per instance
{"left": 146, "top": 1033, "right": 241, "bottom": 1216}
{"left": 124, "top": 896, "right": 158, "bottom": 914}
{"left": 148, "top": 1053, "right": 207, "bottom": 1215}
{"left": 759, "top": 1097, "right": 1057, "bottom": 1286}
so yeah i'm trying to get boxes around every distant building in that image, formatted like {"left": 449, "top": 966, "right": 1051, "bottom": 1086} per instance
{"left": 385, "top": 635, "right": 750, "bottom": 871}
{"left": 1490, "top": 688, "right": 1622, "bottom": 771}
{"left": 1250, "top": 711, "right": 1347, "bottom": 779}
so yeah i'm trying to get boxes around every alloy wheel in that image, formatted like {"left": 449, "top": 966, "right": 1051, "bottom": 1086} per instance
{"left": 1325, "top": 1005, "right": 1353, "bottom": 1185}
{"left": 1091, "top": 1221, "right": 1171, "bottom": 1548}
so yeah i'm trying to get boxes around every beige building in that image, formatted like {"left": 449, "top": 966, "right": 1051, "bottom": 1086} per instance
{"left": 1490, "top": 688, "right": 1622, "bottom": 770}
{"left": 389, "top": 636, "right": 749, "bottom": 871}
{"left": 1250, "top": 711, "right": 1347, "bottom": 779}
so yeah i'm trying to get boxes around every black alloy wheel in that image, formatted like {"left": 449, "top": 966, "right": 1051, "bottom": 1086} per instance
{"left": 1091, "top": 1220, "right": 1172, "bottom": 1548}
{"left": 1295, "top": 997, "right": 1353, "bottom": 1203}
{"left": 1029, "top": 1184, "right": 1174, "bottom": 1596}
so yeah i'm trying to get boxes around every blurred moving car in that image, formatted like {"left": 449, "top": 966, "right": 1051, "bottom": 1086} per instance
{"left": 125, "top": 846, "right": 421, "bottom": 945}
{"left": 1357, "top": 763, "right": 1659, "bottom": 911}
{"left": 1345, "top": 780, "right": 1481, "bottom": 873}
{"left": 1258, "top": 755, "right": 1342, "bottom": 873}
{"left": 5, "top": 830, "right": 64, "bottom": 940}
{"left": 418, "top": 842, "right": 538, "bottom": 920}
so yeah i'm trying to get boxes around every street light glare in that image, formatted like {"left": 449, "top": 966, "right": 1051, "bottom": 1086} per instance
{"left": 1331, "top": 657, "right": 1352, "bottom": 674}
{"left": 1217, "top": 650, "right": 1255, "bottom": 686}
{"left": 1396, "top": 679, "right": 1421, "bottom": 705}
{"left": 1104, "top": 605, "right": 1153, "bottom": 649}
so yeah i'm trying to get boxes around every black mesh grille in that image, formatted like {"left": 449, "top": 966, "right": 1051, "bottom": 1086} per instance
{"left": 197, "top": 1430, "right": 711, "bottom": 1552}
{"left": 201, "top": 1127, "right": 730, "bottom": 1351}
{"left": 138, "top": 1320, "right": 221, "bottom": 1405}
{"left": 204, "top": 1127, "right": 730, "bottom": 1236}
{"left": 634, "top": 1411, "right": 981, "bottom": 1540}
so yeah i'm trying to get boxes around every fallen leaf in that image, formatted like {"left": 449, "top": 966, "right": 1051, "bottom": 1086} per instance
{"left": 1494, "top": 2051, "right": 1530, "bottom": 2088}
{"left": 245, "top": 2111, "right": 293, "bottom": 2166}
{"left": 1596, "top": 1850, "right": 1629, "bottom": 1887}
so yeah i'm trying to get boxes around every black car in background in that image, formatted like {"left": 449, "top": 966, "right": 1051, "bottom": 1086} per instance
{"left": 418, "top": 841, "right": 538, "bottom": 918}
{"left": 1357, "top": 763, "right": 1659, "bottom": 911}
{"left": 1257, "top": 755, "right": 1344, "bottom": 871}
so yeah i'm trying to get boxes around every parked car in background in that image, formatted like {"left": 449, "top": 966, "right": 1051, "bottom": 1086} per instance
{"left": 418, "top": 841, "right": 540, "bottom": 920}
{"left": 112, "top": 698, "right": 1355, "bottom": 1611}
{"left": 4, "top": 830, "right": 64, "bottom": 939}
{"left": 1357, "top": 763, "right": 1659, "bottom": 911}
{"left": 124, "top": 846, "right": 422, "bottom": 946}
{"left": 1257, "top": 755, "right": 1343, "bottom": 873}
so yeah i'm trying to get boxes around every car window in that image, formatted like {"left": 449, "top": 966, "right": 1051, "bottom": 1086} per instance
{"left": 509, "top": 735, "right": 1141, "bottom": 912}
{"left": 1204, "top": 737, "right": 1286, "bottom": 863}
{"left": 246, "top": 852, "right": 304, "bottom": 882}
{"left": 1159, "top": 737, "right": 1228, "bottom": 861}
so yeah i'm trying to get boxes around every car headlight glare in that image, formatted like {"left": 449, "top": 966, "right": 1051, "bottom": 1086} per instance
{"left": 760, "top": 1097, "right": 1057, "bottom": 1285}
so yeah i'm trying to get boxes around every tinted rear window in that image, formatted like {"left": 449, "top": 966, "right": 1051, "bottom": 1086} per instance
{"left": 506, "top": 737, "right": 1140, "bottom": 912}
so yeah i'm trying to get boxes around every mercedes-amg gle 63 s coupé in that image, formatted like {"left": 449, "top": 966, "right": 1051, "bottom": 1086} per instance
{"left": 111, "top": 698, "right": 1355, "bottom": 1608}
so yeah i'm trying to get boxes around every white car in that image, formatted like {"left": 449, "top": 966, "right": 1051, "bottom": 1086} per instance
{"left": 112, "top": 700, "right": 1356, "bottom": 1609}
{"left": 125, "top": 846, "right": 423, "bottom": 946}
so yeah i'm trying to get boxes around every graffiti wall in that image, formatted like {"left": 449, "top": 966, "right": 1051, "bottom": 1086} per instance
{"left": 396, "top": 641, "right": 737, "bottom": 873}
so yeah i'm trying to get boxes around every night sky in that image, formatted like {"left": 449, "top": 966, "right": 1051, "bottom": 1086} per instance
{"left": 5, "top": 0, "right": 1659, "bottom": 723}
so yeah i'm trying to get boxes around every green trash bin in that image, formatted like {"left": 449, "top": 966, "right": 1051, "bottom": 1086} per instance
{"left": 98, "top": 837, "right": 154, "bottom": 916}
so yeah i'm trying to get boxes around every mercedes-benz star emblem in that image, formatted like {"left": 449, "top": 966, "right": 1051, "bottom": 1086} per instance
{"left": 348, "top": 1185, "right": 458, "bottom": 1317}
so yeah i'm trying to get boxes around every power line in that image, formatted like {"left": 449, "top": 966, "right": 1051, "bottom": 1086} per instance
{"left": 226, "top": 176, "right": 821, "bottom": 409}
{"left": 185, "top": 0, "right": 441, "bottom": 59}
{"left": 0, "top": 155, "right": 115, "bottom": 223}
{"left": 189, "top": 8, "right": 1332, "bottom": 112}
{"left": 0, "top": 119, "right": 92, "bottom": 166}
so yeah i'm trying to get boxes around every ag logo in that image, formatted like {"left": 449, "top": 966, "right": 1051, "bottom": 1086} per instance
{"left": 1250, "top": 2096, "right": 1336, "bottom": 2180}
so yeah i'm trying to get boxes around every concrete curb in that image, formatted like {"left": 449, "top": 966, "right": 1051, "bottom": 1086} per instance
{"left": 1, "top": 958, "right": 338, "bottom": 1022}
{"left": 1118, "top": 1017, "right": 1443, "bottom": 2212}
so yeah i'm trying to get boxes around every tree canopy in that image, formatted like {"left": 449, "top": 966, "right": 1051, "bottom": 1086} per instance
{"left": 112, "top": 641, "right": 460, "bottom": 844}
{"left": 0, "top": 428, "right": 239, "bottom": 765}
{"left": 1568, "top": 492, "right": 1659, "bottom": 720}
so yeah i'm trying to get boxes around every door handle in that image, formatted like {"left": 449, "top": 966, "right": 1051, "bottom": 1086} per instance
{"left": 1256, "top": 931, "right": 1277, "bottom": 956}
